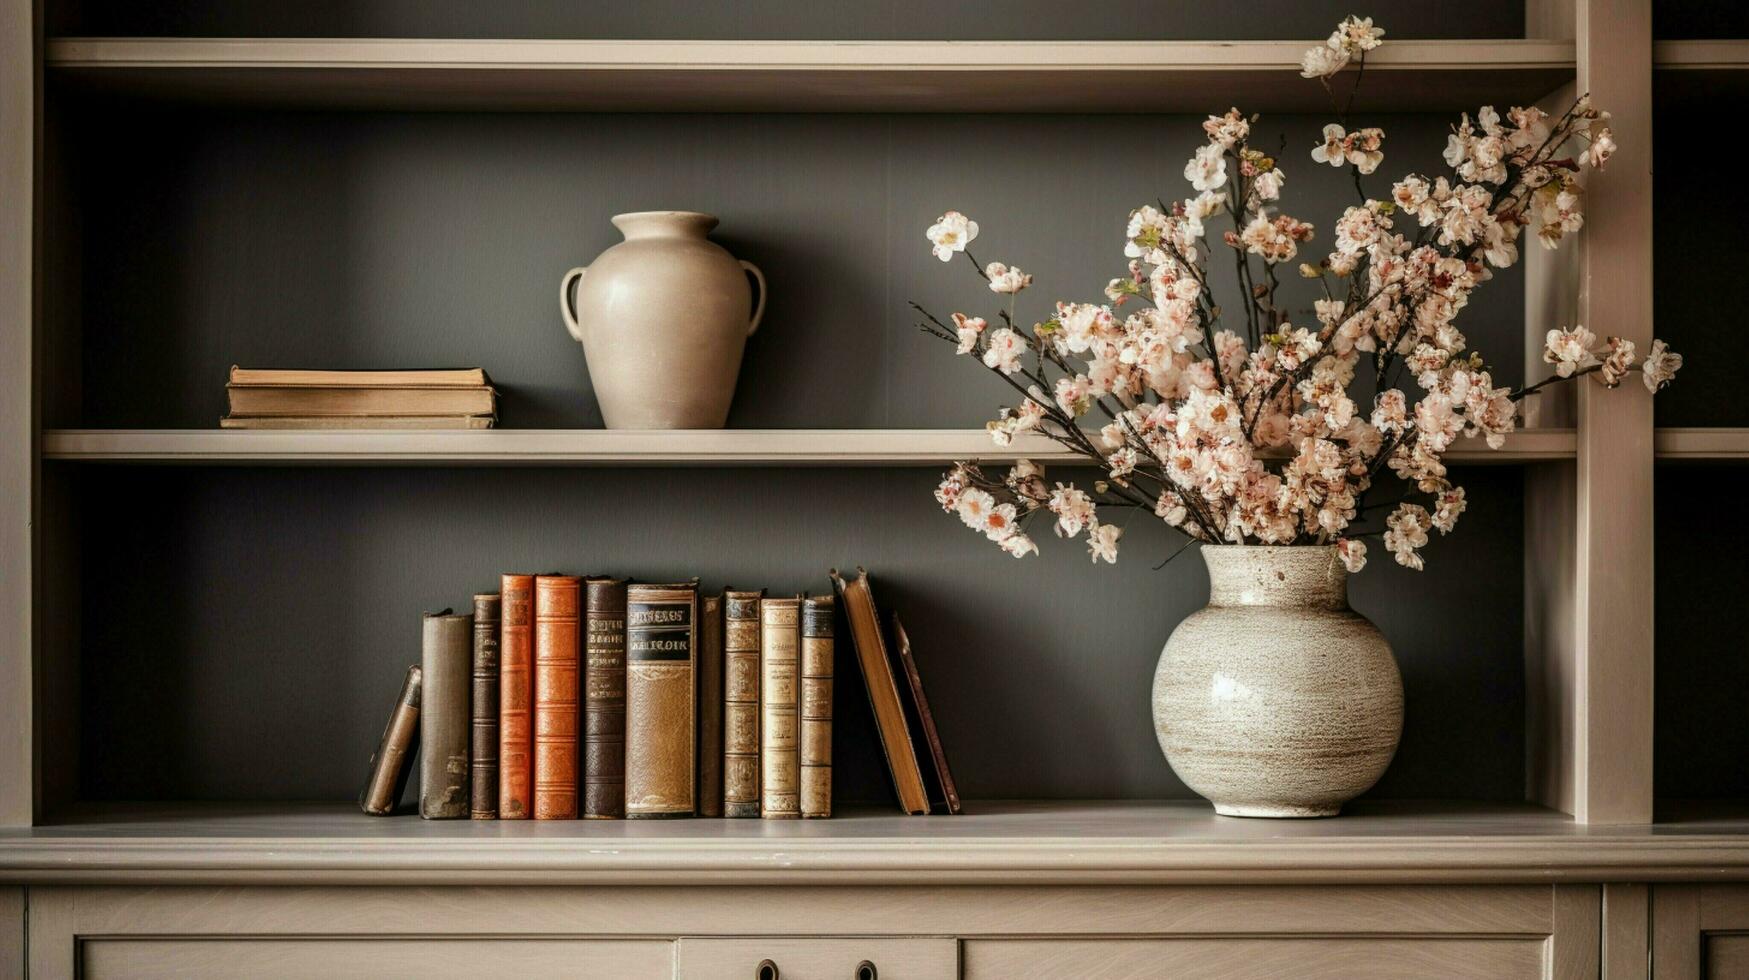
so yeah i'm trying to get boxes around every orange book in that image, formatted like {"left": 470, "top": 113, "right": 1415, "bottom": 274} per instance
{"left": 533, "top": 575, "right": 582, "bottom": 819}
{"left": 498, "top": 574, "right": 536, "bottom": 819}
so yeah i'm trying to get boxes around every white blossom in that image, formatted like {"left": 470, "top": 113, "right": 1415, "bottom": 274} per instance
{"left": 985, "top": 261, "right": 1033, "bottom": 294}
{"left": 1184, "top": 143, "right": 1229, "bottom": 192}
{"left": 1086, "top": 522, "right": 1122, "bottom": 564}
{"left": 1642, "top": 339, "right": 1682, "bottom": 392}
{"left": 926, "top": 210, "right": 978, "bottom": 262}
{"left": 1300, "top": 44, "right": 1349, "bottom": 79}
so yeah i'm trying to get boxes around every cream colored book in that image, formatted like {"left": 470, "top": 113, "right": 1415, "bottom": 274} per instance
{"left": 220, "top": 415, "right": 495, "bottom": 429}
{"left": 226, "top": 384, "right": 495, "bottom": 417}
{"left": 228, "top": 366, "right": 489, "bottom": 387}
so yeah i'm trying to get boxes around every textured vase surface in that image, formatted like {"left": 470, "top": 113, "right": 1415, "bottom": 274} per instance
{"left": 1152, "top": 545, "right": 1403, "bottom": 818}
{"left": 559, "top": 211, "right": 766, "bottom": 429}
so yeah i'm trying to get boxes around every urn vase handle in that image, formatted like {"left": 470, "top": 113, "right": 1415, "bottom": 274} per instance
{"left": 739, "top": 259, "right": 766, "bottom": 336}
{"left": 560, "top": 266, "right": 589, "bottom": 343}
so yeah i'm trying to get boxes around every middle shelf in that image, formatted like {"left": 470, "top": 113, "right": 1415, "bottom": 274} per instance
{"left": 41, "top": 427, "right": 1589, "bottom": 465}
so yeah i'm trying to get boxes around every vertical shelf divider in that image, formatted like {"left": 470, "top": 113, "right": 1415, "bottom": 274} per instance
{"left": 0, "top": 0, "right": 38, "bottom": 829}
{"left": 1539, "top": 0, "right": 1656, "bottom": 825}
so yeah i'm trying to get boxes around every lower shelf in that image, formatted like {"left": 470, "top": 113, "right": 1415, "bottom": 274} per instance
{"left": 7, "top": 799, "right": 1749, "bottom": 886}
{"left": 39, "top": 428, "right": 1581, "bottom": 465}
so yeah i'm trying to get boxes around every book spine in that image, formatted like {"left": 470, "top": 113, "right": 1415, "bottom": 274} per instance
{"left": 759, "top": 596, "right": 801, "bottom": 819}
{"left": 697, "top": 594, "right": 725, "bottom": 818}
{"left": 359, "top": 665, "right": 421, "bottom": 815}
{"left": 498, "top": 574, "right": 535, "bottom": 819}
{"left": 533, "top": 575, "right": 582, "bottom": 820}
{"left": 420, "top": 611, "right": 473, "bottom": 819}
{"left": 800, "top": 595, "right": 834, "bottom": 819}
{"left": 469, "top": 593, "right": 501, "bottom": 819}
{"left": 625, "top": 582, "right": 698, "bottom": 818}
{"left": 722, "top": 591, "right": 763, "bottom": 818}
{"left": 583, "top": 577, "right": 628, "bottom": 819}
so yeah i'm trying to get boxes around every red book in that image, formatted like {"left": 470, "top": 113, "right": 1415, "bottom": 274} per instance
{"left": 498, "top": 574, "right": 535, "bottom": 819}
{"left": 534, "top": 575, "right": 582, "bottom": 819}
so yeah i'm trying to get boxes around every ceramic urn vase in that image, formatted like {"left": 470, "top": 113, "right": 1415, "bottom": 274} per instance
{"left": 560, "top": 211, "right": 766, "bottom": 428}
{"left": 1152, "top": 545, "right": 1403, "bottom": 817}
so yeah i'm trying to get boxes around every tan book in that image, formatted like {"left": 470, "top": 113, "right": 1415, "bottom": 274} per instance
{"left": 229, "top": 365, "right": 489, "bottom": 387}
{"left": 359, "top": 665, "right": 421, "bottom": 816}
{"left": 220, "top": 415, "right": 494, "bottom": 429}
{"left": 759, "top": 596, "right": 801, "bottom": 819}
{"left": 722, "top": 590, "right": 763, "bottom": 818}
{"left": 697, "top": 594, "right": 725, "bottom": 818}
{"left": 624, "top": 581, "right": 699, "bottom": 818}
{"left": 420, "top": 609, "right": 473, "bottom": 820}
{"left": 829, "top": 568, "right": 928, "bottom": 815}
{"left": 226, "top": 384, "right": 495, "bottom": 417}
{"left": 800, "top": 594, "right": 834, "bottom": 819}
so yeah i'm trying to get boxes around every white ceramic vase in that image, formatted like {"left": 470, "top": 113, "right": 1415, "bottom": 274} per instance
{"left": 1151, "top": 545, "right": 1403, "bottom": 818}
{"left": 560, "top": 211, "right": 766, "bottom": 429}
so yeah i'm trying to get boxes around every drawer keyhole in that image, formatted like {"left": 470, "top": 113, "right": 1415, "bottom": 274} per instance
{"left": 756, "top": 959, "right": 779, "bottom": 980}
{"left": 856, "top": 961, "right": 878, "bottom": 980}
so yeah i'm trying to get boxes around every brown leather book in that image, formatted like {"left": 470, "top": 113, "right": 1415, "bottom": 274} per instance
{"left": 893, "top": 613, "right": 961, "bottom": 815}
{"left": 800, "top": 595, "right": 835, "bottom": 819}
{"left": 533, "top": 575, "right": 582, "bottom": 820}
{"left": 759, "top": 596, "right": 801, "bottom": 819}
{"left": 722, "top": 589, "right": 763, "bottom": 818}
{"left": 498, "top": 574, "right": 536, "bottom": 820}
{"left": 829, "top": 568, "right": 929, "bottom": 815}
{"left": 420, "top": 609, "right": 473, "bottom": 820}
{"left": 625, "top": 581, "right": 698, "bottom": 818}
{"left": 359, "top": 665, "right": 421, "bottom": 815}
{"left": 470, "top": 593, "right": 501, "bottom": 820}
{"left": 697, "top": 594, "right": 725, "bottom": 818}
{"left": 583, "top": 576, "right": 628, "bottom": 819}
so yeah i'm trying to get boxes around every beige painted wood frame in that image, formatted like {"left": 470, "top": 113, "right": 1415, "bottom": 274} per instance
{"left": 1525, "top": 0, "right": 1657, "bottom": 826}
{"left": 0, "top": 0, "right": 37, "bottom": 830}
{"left": 26, "top": 883, "right": 1601, "bottom": 980}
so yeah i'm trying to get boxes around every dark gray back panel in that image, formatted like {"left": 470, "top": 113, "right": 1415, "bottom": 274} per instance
{"left": 1655, "top": 466, "right": 1749, "bottom": 800}
{"left": 74, "top": 463, "right": 1526, "bottom": 805}
{"left": 50, "top": 0, "right": 1525, "bottom": 41}
{"left": 58, "top": 109, "right": 1526, "bottom": 429}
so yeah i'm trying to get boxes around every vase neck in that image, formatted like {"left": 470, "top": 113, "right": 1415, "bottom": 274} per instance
{"left": 612, "top": 210, "right": 718, "bottom": 241}
{"left": 1202, "top": 546, "right": 1348, "bottom": 610}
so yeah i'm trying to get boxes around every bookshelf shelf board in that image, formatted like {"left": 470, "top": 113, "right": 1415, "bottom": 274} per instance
{"left": 1654, "top": 40, "right": 1749, "bottom": 70}
{"left": 6, "top": 800, "right": 1749, "bottom": 886}
{"left": 1653, "top": 427, "right": 1749, "bottom": 461}
{"left": 44, "top": 37, "right": 1576, "bottom": 112}
{"left": 40, "top": 427, "right": 1579, "bottom": 466}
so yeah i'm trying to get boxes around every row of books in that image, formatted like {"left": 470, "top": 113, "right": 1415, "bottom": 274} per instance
{"left": 359, "top": 569, "right": 958, "bottom": 818}
{"left": 221, "top": 366, "right": 498, "bottom": 429}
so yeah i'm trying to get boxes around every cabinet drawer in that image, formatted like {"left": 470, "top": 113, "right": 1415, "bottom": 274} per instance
{"left": 963, "top": 937, "right": 1548, "bottom": 979}
{"left": 679, "top": 937, "right": 958, "bottom": 980}
{"left": 81, "top": 937, "right": 672, "bottom": 980}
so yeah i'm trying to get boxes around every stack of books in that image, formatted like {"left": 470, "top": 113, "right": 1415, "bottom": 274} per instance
{"left": 221, "top": 366, "right": 497, "bottom": 429}
{"left": 359, "top": 567, "right": 959, "bottom": 820}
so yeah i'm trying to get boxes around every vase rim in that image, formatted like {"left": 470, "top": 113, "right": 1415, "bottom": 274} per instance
{"left": 612, "top": 209, "right": 719, "bottom": 230}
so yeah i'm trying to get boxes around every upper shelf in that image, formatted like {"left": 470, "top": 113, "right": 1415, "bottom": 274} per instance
{"left": 1654, "top": 40, "right": 1749, "bottom": 100}
{"left": 40, "top": 427, "right": 1579, "bottom": 466}
{"left": 43, "top": 37, "right": 1577, "bottom": 112}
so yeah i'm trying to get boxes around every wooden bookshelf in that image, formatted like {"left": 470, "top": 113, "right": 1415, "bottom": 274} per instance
{"left": 40, "top": 427, "right": 1581, "bottom": 465}
{"left": 44, "top": 37, "right": 1576, "bottom": 112}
